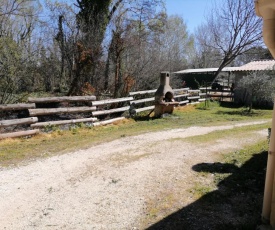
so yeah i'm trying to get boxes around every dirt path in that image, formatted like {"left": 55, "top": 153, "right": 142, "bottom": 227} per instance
{"left": 0, "top": 120, "right": 270, "bottom": 229}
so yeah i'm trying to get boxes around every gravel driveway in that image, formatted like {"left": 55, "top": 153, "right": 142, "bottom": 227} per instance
{"left": 0, "top": 120, "right": 270, "bottom": 229}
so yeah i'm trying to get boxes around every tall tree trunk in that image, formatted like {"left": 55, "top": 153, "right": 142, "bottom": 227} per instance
{"left": 114, "top": 58, "right": 120, "bottom": 98}
{"left": 104, "top": 48, "right": 111, "bottom": 91}
{"left": 57, "top": 15, "right": 65, "bottom": 92}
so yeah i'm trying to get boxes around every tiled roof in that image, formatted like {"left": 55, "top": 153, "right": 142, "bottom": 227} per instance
{"left": 174, "top": 60, "right": 275, "bottom": 74}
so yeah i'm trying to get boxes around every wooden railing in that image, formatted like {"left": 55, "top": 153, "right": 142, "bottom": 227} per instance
{"left": 0, "top": 87, "right": 231, "bottom": 139}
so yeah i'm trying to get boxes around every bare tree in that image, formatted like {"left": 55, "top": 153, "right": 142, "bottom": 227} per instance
{"left": 234, "top": 46, "right": 273, "bottom": 66}
{"left": 0, "top": 0, "right": 42, "bottom": 103}
{"left": 192, "top": 24, "right": 223, "bottom": 69}
{"left": 103, "top": 0, "right": 166, "bottom": 96}
{"left": 203, "top": 0, "right": 262, "bottom": 79}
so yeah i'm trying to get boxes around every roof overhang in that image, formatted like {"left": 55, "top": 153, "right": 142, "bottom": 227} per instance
{"left": 174, "top": 60, "right": 275, "bottom": 75}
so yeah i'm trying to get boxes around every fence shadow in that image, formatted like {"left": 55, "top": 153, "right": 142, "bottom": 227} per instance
{"left": 146, "top": 150, "right": 267, "bottom": 230}
{"left": 219, "top": 101, "right": 240, "bottom": 108}
{"left": 215, "top": 110, "right": 256, "bottom": 117}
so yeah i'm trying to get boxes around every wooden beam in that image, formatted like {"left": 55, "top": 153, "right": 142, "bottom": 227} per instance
{"left": 188, "top": 90, "right": 200, "bottom": 93}
{"left": 199, "top": 87, "right": 212, "bottom": 90}
{"left": 0, "top": 117, "right": 38, "bottom": 127}
{"left": 207, "top": 94, "right": 232, "bottom": 98}
{"left": 173, "top": 88, "right": 189, "bottom": 92}
{"left": 29, "top": 106, "right": 97, "bottom": 116}
{"left": 0, "top": 129, "right": 40, "bottom": 139}
{"left": 174, "top": 94, "right": 189, "bottom": 98}
{"left": 93, "top": 117, "right": 125, "bottom": 127}
{"left": 92, "top": 97, "right": 133, "bottom": 106}
{"left": 208, "top": 89, "right": 232, "bottom": 93}
{"left": 189, "top": 101, "right": 200, "bottom": 105}
{"left": 134, "top": 106, "right": 155, "bottom": 113}
{"left": 28, "top": 96, "right": 96, "bottom": 103}
{"left": 130, "top": 97, "right": 154, "bottom": 105}
{"left": 0, "top": 103, "right": 36, "bottom": 111}
{"left": 31, "top": 117, "right": 98, "bottom": 128}
{"left": 187, "top": 96, "right": 200, "bottom": 100}
{"left": 129, "top": 89, "right": 156, "bottom": 96}
{"left": 179, "top": 100, "right": 189, "bottom": 105}
{"left": 92, "top": 106, "right": 130, "bottom": 116}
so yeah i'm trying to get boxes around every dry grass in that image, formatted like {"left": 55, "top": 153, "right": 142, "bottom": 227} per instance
{"left": 0, "top": 103, "right": 272, "bottom": 167}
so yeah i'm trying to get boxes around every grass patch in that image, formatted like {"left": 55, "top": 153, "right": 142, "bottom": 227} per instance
{"left": 188, "top": 183, "right": 214, "bottom": 199}
{"left": 183, "top": 123, "right": 270, "bottom": 144}
{"left": 147, "top": 140, "right": 269, "bottom": 229}
{"left": 0, "top": 104, "right": 272, "bottom": 167}
{"left": 223, "top": 139, "right": 268, "bottom": 167}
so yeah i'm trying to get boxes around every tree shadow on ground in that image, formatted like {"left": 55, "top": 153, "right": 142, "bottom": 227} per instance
{"left": 215, "top": 110, "right": 258, "bottom": 117}
{"left": 146, "top": 150, "right": 268, "bottom": 230}
{"left": 132, "top": 115, "right": 156, "bottom": 121}
{"left": 219, "top": 101, "right": 240, "bottom": 109}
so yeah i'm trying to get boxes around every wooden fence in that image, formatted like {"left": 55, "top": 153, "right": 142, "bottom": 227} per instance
{"left": 0, "top": 87, "right": 232, "bottom": 139}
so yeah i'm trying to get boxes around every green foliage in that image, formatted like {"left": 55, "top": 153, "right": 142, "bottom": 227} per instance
{"left": 238, "top": 71, "right": 275, "bottom": 111}
{"left": 76, "top": 0, "right": 113, "bottom": 36}
{"left": 195, "top": 100, "right": 220, "bottom": 110}
{"left": 0, "top": 37, "right": 23, "bottom": 103}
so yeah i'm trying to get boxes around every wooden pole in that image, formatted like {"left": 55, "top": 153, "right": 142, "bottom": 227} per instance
{"left": 93, "top": 117, "right": 125, "bottom": 127}
{"left": 130, "top": 97, "right": 154, "bottom": 105}
{"left": 0, "top": 129, "right": 40, "bottom": 139}
{"left": 173, "top": 88, "right": 189, "bottom": 92}
{"left": 0, "top": 117, "right": 38, "bottom": 127}
{"left": 31, "top": 117, "right": 98, "bottom": 128}
{"left": 92, "top": 106, "right": 129, "bottom": 116}
{"left": 29, "top": 106, "right": 97, "bottom": 116}
{"left": 0, "top": 103, "right": 35, "bottom": 111}
{"left": 129, "top": 89, "right": 156, "bottom": 96}
{"left": 262, "top": 99, "right": 275, "bottom": 224}
{"left": 28, "top": 96, "right": 96, "bottom": 103}
{"left": 92, "top": 97, "right": 133, "bottom": 106}
{"left": 134, "top": 106, "right": 155, "bottom": 113}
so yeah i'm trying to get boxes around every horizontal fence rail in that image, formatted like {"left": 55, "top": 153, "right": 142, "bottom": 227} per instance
{"left": 0, "top": 87, "right": 234, "bottom": 139}
{"left": 28, "top": 96, "right": 96, "bottom": 103}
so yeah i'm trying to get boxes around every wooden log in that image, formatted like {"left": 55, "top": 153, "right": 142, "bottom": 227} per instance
{"left": 92, "top": 106, "right": 130, "bottom": 116}
{"left": 208, "top": 89, "right": 232, "bottom": 93}
{"left": 129, "top": 89, "right": 156, "bottom": 96}
{"left": 29, "top": 106, "right": 97, "bottom": 116}
{"left": 188, "top": 90, "right": 200, "bottom": 93}
{"left": 174, "top": 94, "right": 189, "bottom": 98}
{"left": 134, "top": 106, "right": 155, "bottom": 113}
{"left": 31, "top": 117, "right": 98, "bottom": 128}
{"left": 173, "top": 88, "right": 189, "bottom": 92}
{"left": 0, "top": 103, "right": 36, "bottom": 111}
{"left": 93, "top": 117, "right": 126, "bottom": 127}
{"left": 207, "top": 94, "right": 232, "bottom": 98}
{"left": 189, "top": 101, "right": 200, "bottom": 105}
{"left": 199, "top": 98, "right": 206, "bottom": 102}
{"left": 92, "top": 97, "right": 133, "bottom": 106}
{"left": 179, "top": 100, "right": 189, "bottom": 105}
{"left": 130, "top": 97, "right": 154, "bottom": 105}
{"left": 199, "top": 87, "right": 212, "bottom": 90}
{"left": 0, "top": 117, "right": 38, "bottom": 127}
{"left": 28, "top": 96, "right": 96, "bottom": 103}
{"left": 187, "top": 96, "right": 200, "bottom": 100}
{"left": 0, "top": 129, "right": 40, "bottom": 139}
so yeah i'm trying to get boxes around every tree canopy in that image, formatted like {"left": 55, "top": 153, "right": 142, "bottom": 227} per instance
{"left": 0, "top": 0, "right": 267, "bottom": 103}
